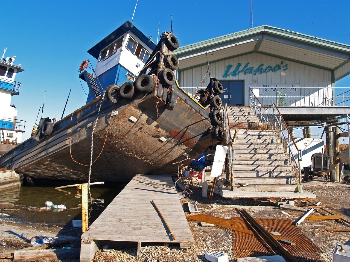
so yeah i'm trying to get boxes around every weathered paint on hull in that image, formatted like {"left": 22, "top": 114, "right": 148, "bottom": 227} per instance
{"left": 0, "top": 88, "right": 218, "bottom": 183}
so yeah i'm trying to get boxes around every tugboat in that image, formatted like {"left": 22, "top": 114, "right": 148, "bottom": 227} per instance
{"left": 0, "top": 49, "right": 26, "bottom": 156}
{"left": 0, "top": 21, "right": 224, "bottom": 183}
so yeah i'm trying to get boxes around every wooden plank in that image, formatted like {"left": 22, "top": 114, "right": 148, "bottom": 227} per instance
{"left": 187, "top": 214, "right": 253, "bottom": 235}
{"left": 307, "top": 215, "right": 343, "bottom": 221}
{"left": 327, "top": 228, "right": 350, "bottom": 232}
{"left": 13, "top": 248, "right": 79, "bottom": 261}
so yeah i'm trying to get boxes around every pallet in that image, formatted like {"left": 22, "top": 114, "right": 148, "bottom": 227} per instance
{"left": 80, "top": 174, "right": 194, "bottom": 261}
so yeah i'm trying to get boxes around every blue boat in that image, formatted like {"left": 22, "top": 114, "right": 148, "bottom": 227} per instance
{"left": 0, "top": 21, "right": 223, "bottom": 183}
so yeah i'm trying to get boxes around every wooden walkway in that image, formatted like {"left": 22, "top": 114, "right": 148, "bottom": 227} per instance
{"left": 80, "top": 174, "right": 194, "bottom": 261}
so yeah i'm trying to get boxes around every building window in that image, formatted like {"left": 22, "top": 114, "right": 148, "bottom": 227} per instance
{"left": 99, "top": 36, "right": 124, "bottom": 61}
{"left": 0, "top": 65, "right": 6, "bottom": 76}
{"left": 7, "top": 68, "right": 14, "bottom": 78}
{"left": 126, "top": 36, "right": 150, "bottom": 63}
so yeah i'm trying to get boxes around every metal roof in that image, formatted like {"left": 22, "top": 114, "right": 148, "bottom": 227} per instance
{"left": 88, "top": 21, "right": 156, "bottom": 59}
{"left": 174, "top": 25, "right": 350, "bottom": 81}
{"left": 0, "top": 60, "right": 24, "bottom": 72}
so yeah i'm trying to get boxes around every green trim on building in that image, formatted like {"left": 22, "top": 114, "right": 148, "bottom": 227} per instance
{"left": 174, "top": 25, "right": 350, "bottom": 57}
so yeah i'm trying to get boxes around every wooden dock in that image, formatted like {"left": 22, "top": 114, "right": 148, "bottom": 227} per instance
{"left": 80, "top": 174, "right": 194, "bottom": 261}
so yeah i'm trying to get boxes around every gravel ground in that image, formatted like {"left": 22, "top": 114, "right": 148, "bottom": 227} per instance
{"left": 0, "top": 178, "right": 349, "bottom": 261}
{"left": 93, "top": 178, "right": 350, "bottom": 262}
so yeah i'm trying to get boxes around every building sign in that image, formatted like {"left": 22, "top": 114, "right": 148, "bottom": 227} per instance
{"left": 223, "top": 61, "right": 288, "bottom": 78}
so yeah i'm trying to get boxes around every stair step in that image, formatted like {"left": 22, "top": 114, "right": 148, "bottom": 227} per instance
{"left": 233, "top": 160, "right": 288, "bottom": 165}
{"left": 232, "top": 144, "right": 283, "bottom": 150}
{"left": 221, "top": 189, "right": 316, "bottom": 199}
{"left": 233, "top": 148, "right": 285, "bottom": 154}
{"left": 232, "top": 170, "right": 295, "bottom": 177}
{"left": 236, "top": 130, "right": 278, "bottom": 136}
{"left": 233, "top": 138, "right": 279, "bottom": 144}
{"left": 234, "top": 154, "right": 288, "bottom": 161}
{"left": 232, "top": 177, "right": 296, "bottom": 185}
{"left": 231, "top": 184, "right": 297, "bottom": 192}
{"left": 232, "top": 165, "right": 293, "bottom": 172}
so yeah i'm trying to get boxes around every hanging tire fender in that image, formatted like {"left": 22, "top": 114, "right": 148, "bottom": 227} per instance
{"left": 158, "top": 68, "right": 175, "bottom": 87}
{"left": 212, "top": 126, "right": 224, "bottom": 141}
{"left": 164, "top": 54, "right": 179, "bottom": 70}
{"left": 106, "top": 85, "right": 120, "bottom": 103}
{"left": 134, "top": 74, "right": 155, "bottom": 93}
{"left": 119, "top": 82, "right": 135, "bottom": 99}
{"left": 210, "top": 95, "right": 222, "bottom": 109}
{"left": 41, "top": 122, "right": 54, "bottom": 136}
{"left": 213, "top": 81, "right": 224, "bottom": 95}
{"left": 165, "top": 33, "right": 179, "bottom": 51}
{"left": 210, "top": 109, "right": 223, "bottom": 126}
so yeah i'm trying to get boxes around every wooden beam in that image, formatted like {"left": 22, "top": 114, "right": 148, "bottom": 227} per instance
{"left": 327, "top": 228, "right": 350, "bottom": 232}
{"left": 81, "top": 183, "right": 89, "bottom": 233}
{"left": 307, "top": 215, "right": 343, "bottom": 221}
{"left": 187, "top": 214, "right": 253, "bottom": 235}
{"left": 13, "top": 248, "right": 79, "bottom": 261}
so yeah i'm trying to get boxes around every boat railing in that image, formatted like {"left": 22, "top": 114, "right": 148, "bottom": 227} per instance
{"left": 249, "top": 88, "right": 301, "bottom": 179}
{"left": 0, "top": 118, "right": 26, "bottom": 132}
{"left": 0, "top": 80, "right": 22, "bottom": 95}
{"left": 249, "top": 86, "right": 350, "bottom": 107}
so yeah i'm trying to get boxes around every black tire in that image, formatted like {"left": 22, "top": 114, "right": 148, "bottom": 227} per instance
{"left": 164, "top": 54, "right": 178, "bottom": 70}
{"left": 134, "top": 74, "right": 155, "bottom": 93}
{"left": 42, "top": 122, "right": 54, "bottom": 136}
{"left": 212, "top": 126, "right": 224, "bottom": 141}
{"left": 120, "top": 82, "right": 134, "bottom": 99}
{"left": 165, "top": 33, "right": 179, "bottom": 51}
{"left": 213, "top": 81, "right": 224, "bottom": 95}
{"left": 210, "top": 95, "right": 222, "bottom": 109}
{"left": 107, "top": 85, "right": 120, "bottom": 103}
{"left": 210, "top": 109, "right": 222, "bottom": 126}
{"left": 159, "top": 68, "right": 175, "bottom": 87}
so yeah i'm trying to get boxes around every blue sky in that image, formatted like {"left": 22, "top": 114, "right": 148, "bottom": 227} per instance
{"left": 2, "top": 0, "right": 350, "bottom": 140}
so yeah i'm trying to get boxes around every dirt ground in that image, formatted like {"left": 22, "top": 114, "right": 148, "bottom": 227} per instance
{"left": 0, "top": 178, "right": 349, "bottom": 261}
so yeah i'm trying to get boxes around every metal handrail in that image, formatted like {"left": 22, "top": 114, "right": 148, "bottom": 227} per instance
{"left": 249, "top": 87, "right": 268, "bottom": 123}
{"left": 271, "top": 103, "right": 301, "bottom": 176}
{"left": 249, "top": 88, "right": 301, "bottom": 177}
{"left": 0, "top": 80, "right": 22, "bottom": 94}
{"left": 0, "top": 118, "right": 26, "bottom": 132}
{"left": 249, "top": 86, "right": 350, "bottom": 107}
{"left": 223, "top": 104, "right": 234, "bottom": 189}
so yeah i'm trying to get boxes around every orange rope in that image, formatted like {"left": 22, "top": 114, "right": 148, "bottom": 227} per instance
{"left": 69, "top": 128, "right": 108, "bottom": 167}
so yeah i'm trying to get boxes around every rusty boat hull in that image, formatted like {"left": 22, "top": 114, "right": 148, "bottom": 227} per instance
{"left": 0, "top": 86, "right": 218, "bottom": 183}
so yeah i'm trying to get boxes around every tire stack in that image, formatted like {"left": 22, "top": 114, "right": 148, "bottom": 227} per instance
{"left": 208, "top": 78, "right": 225, "bottom": 141}
{"left": 106, "top": 32, "right": 180, "bottom": 110}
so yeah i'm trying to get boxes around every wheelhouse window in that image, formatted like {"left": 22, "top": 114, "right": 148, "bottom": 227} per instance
{"left": 0, "top": 65, "right": 7, "bottom": 76}
{"left": 6, "top": 68, "right": 14, "bottom": 78}
{"left": 99, "top": 36, "right": 124, "bottom": 61}
{"left": 126, "top": 37, "right": 137, "bottom": 54}
{"left": 126, "top": 36, "right": 150, "bottom": 63}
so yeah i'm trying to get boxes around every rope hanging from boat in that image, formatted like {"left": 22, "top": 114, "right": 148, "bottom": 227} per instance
{"left": 195, "top": 52, "right": 211, "bottom": 92}
{"left": 69, "top": 129, "right": 108, "bottom": 167}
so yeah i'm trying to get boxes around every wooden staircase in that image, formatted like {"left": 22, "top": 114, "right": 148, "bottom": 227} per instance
{"left": 221, "top": 106, "right": 315, "bottom": 199}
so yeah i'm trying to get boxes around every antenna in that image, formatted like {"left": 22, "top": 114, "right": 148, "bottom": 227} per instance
{"left": 157, "top": 22, "right": 160, "bottom": 43}
{"left": 131, "top": 0, "right": 138, "bottom": 23}
{"left": 1, "top": 47, "right": 7, "bottom": 60}
{"left": 171, "top": 15, "right": 173, "bottom": 33}
{"left": 41, "top": 91, "right": 46, "bottom": 118}
{"left": 61, "top": 89, "right": 71, "bottom": 119}
{"left": 250, "top": 0, "right": 254, "bottom": 28}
